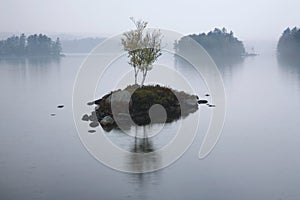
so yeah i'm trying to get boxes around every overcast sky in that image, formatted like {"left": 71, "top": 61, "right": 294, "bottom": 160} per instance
{"left": 0, "top": 0, "right": 299, "bottom": 41}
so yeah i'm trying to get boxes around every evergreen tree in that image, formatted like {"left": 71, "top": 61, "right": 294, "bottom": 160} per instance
{"left": 175, "top": 28, "right": 245, "bottom": 60}
{"left": 0, "top": 33, "right": 63, "bottom": 57}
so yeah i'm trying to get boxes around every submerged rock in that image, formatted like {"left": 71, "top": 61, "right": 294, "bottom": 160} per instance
{"left": 87, "top": 101, "right": 95, "bottom": 106}
{"left": 198, "top": 100, "right": 208, "bottom": 104}
{"left": 89, "top": 121, "right": 99, "bottom": 128}
{"left": 82, "top": 114, "right": 89, "bottom": 121}
{"left": 57, "top": 105, "right": 64, "bottom": 108}
{"left": 88, "top": 111, "right": 98, "bottom": 122}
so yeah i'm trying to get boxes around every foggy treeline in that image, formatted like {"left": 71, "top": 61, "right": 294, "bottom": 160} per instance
{"left": 0, "top": 34, "right": 62, "bottom": 57}
{"left": 175, "top": 28, "right": 246, "bottom": 59}
{"left": 277, "top": 27, "right": 300, "bottom": 56}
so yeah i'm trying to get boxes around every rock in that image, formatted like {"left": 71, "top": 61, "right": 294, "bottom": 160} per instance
{"left": 50, "top": 113, "right": 56, "bottom": 116}
{"left": 81, "top": 114, "right": 89, "bottom": 121}
{"left": 98, "top": 111, "right": 106, "bottom": 119}
{"left": 57, "top": 105, "right": 64, "bottom": 108}
{"left": 88, "top": 111, "right": 98, "bottom": 122}
{"left": 89, "top": 121, "right": 99, "bottom": 128}
{"left": 87, "top": 101, "right": 95, "bottom": 106}
{"left": 205, "top": 94, "right": 210, "bottom": 97}
{"left": 198, "top": 100, "right": 208, "bottom": 104}
{"left": 100, "top": 116, "right": 114, "bottom": 126}
{"left": 88, "top": 130, "right": 96, "bottom": 133}
{"left": 105, "top": 90, "right": 131, "bottom": 104}
{"left": 184, "top": 98, "right": 198, "bottom": 107}
{"left": 208, "top": 104, "right": 216, "bottom": 107}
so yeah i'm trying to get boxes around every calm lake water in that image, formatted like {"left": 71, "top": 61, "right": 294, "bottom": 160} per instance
{"left": 1, "top": 42, "right": 300, "bottom": 200}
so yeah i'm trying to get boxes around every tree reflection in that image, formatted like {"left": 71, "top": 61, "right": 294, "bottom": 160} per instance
{"left": 126, "top": 125, "right": 161, "bottom": 173}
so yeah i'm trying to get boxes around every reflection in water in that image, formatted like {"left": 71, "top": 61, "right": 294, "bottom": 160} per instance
{"left": 277, "top": 54, "right": 300, "bottom": 86}
{"left": 3, "top": 50, "right": 300, "bottom": 199}
{"left": 127, "top": 126, "right": 161, "bottom": 172}
{"left": 174, "top": 54, "right": 244, "bottom": 85}
{"left": 126, "top": 126, "right": 162, "bottom": 199}
{"left": 277, "top": 54, "right": 300, "bottom": 69}
{"left": 211, "top": 55, "right": 245, "bottom": 67}
{"left": 175, "top": 54, "right": 244, "bottom": 69}
{"left": 132, "top": 127, "right": 154, "bottom": 153}
{"left": 0, "top": 56, "right": 61, "bottom": 66}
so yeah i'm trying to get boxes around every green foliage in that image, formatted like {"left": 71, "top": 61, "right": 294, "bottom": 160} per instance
{"left": 121, "top": 18, "right": 162, "bottom": 86}
{"left": 0, "top": 33, "right": 62, "bottom": 57}
{"left": 174, "top": 28, "right": 245, "bottom": 59}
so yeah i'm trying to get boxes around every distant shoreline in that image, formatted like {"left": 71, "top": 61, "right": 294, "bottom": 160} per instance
{"left": 0, "top": 54, "right": 65, "bottom": 59}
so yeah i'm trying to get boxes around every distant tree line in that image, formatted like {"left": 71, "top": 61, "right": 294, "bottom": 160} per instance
{"left": 277, "top": 27, "right": 300, "bottom": 57}
{"left": 0, "top": 34, "right": 62, "bottom": 57}
{"left": 174, "top": 28, "right": 246, "bottom": 60}
{"left": 61, "top": 37, "right": 104, "bottom": 53}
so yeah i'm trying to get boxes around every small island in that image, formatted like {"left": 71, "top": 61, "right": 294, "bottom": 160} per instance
{"left": 277, "top": 27, "right": 300, "bottom": 64}
{"left": 84, "top": 84, "right": 204, "bottom": 131}
{"left": 0, "top": 33, "right": 62, "bottom": 58}
{"left": 174, "top": 28, "right": 247, "bottom": 64}
{"left": 82, "top": 19, "right": 210, "bottom": 132}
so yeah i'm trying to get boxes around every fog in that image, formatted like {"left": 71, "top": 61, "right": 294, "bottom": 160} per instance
{"left": 1, "top": 0, "right": 299, "bottom": 41}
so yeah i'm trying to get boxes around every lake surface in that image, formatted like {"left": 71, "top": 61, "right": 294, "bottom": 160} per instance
{"left": 1, "top": 43, "right": 300, "bottom": 199}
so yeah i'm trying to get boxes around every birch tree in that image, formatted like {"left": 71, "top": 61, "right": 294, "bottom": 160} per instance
{"left": 121, "top": 18, "right": 162, "bottom": 86}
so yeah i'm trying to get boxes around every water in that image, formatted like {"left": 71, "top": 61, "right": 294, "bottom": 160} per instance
{"left": 1, "top": 45, "right": 300, "bottom": 199}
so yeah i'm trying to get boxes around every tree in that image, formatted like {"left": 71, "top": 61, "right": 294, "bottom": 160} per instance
{"left": 121, "top": 18, "right": 162, "bottom": 86}
{"left": 138, "top": 30, "right": 162, "bottom": 86}
{"left": 19, "top": 33, "right": 26, "bottom": 55}
{"left": 121, "top": 18, "right": 147, "bottom": 85}
{"left": 175, "top": 28, "right": 245, "bottom": 59}
{"left": 277, "top": 27, "right": 300, "bottom": 57}
{"left": 52, "top": 37, "right": 62, "bottom": 56}
{"left": 0, "top": 33, "right": 63, "bottom": 57}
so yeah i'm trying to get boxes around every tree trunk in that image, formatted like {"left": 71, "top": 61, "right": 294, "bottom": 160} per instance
{"left": 140, "top": 70, "right": 148, "bottom": 86}
{"left": 133, "top": 66, "right": 139, "bottom": 85}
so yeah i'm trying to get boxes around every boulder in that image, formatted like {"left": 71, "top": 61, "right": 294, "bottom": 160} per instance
{"left": 88, "top": 111, "right": 98, "bottom": 122}
{"left": 89, "top": 121, "right": 99, "bottom": 128}
{"left": 100, "top": 116, "right": 114, "bottom": 126}
{"left": 81, "top": 114, "right": 89, "bottom": 121}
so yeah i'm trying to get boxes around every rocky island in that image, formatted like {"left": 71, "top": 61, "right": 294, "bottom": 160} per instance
{"left": 82, "top": 19, "right": 211, "bottom": 132}
{"left": 83, "top": 84, "right": 208, "bottom": 131}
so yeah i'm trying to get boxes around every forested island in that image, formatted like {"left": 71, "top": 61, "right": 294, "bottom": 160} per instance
{"left": 174, "top": 28, "right": 247, "bottom": 64}
{"left": 0, "top": 34, "right": 62, "bottom": 57}
{"left": 277, "top": 27, "right": 300, "bottom": 58}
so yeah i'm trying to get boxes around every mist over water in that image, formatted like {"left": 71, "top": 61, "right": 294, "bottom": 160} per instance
{"left": 0, "top": 40, "right": 300, "bottom": 199}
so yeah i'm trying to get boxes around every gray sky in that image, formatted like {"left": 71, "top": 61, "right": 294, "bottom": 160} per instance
{"left": 1, "top": 0, "right": 299, "bottom": 40}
